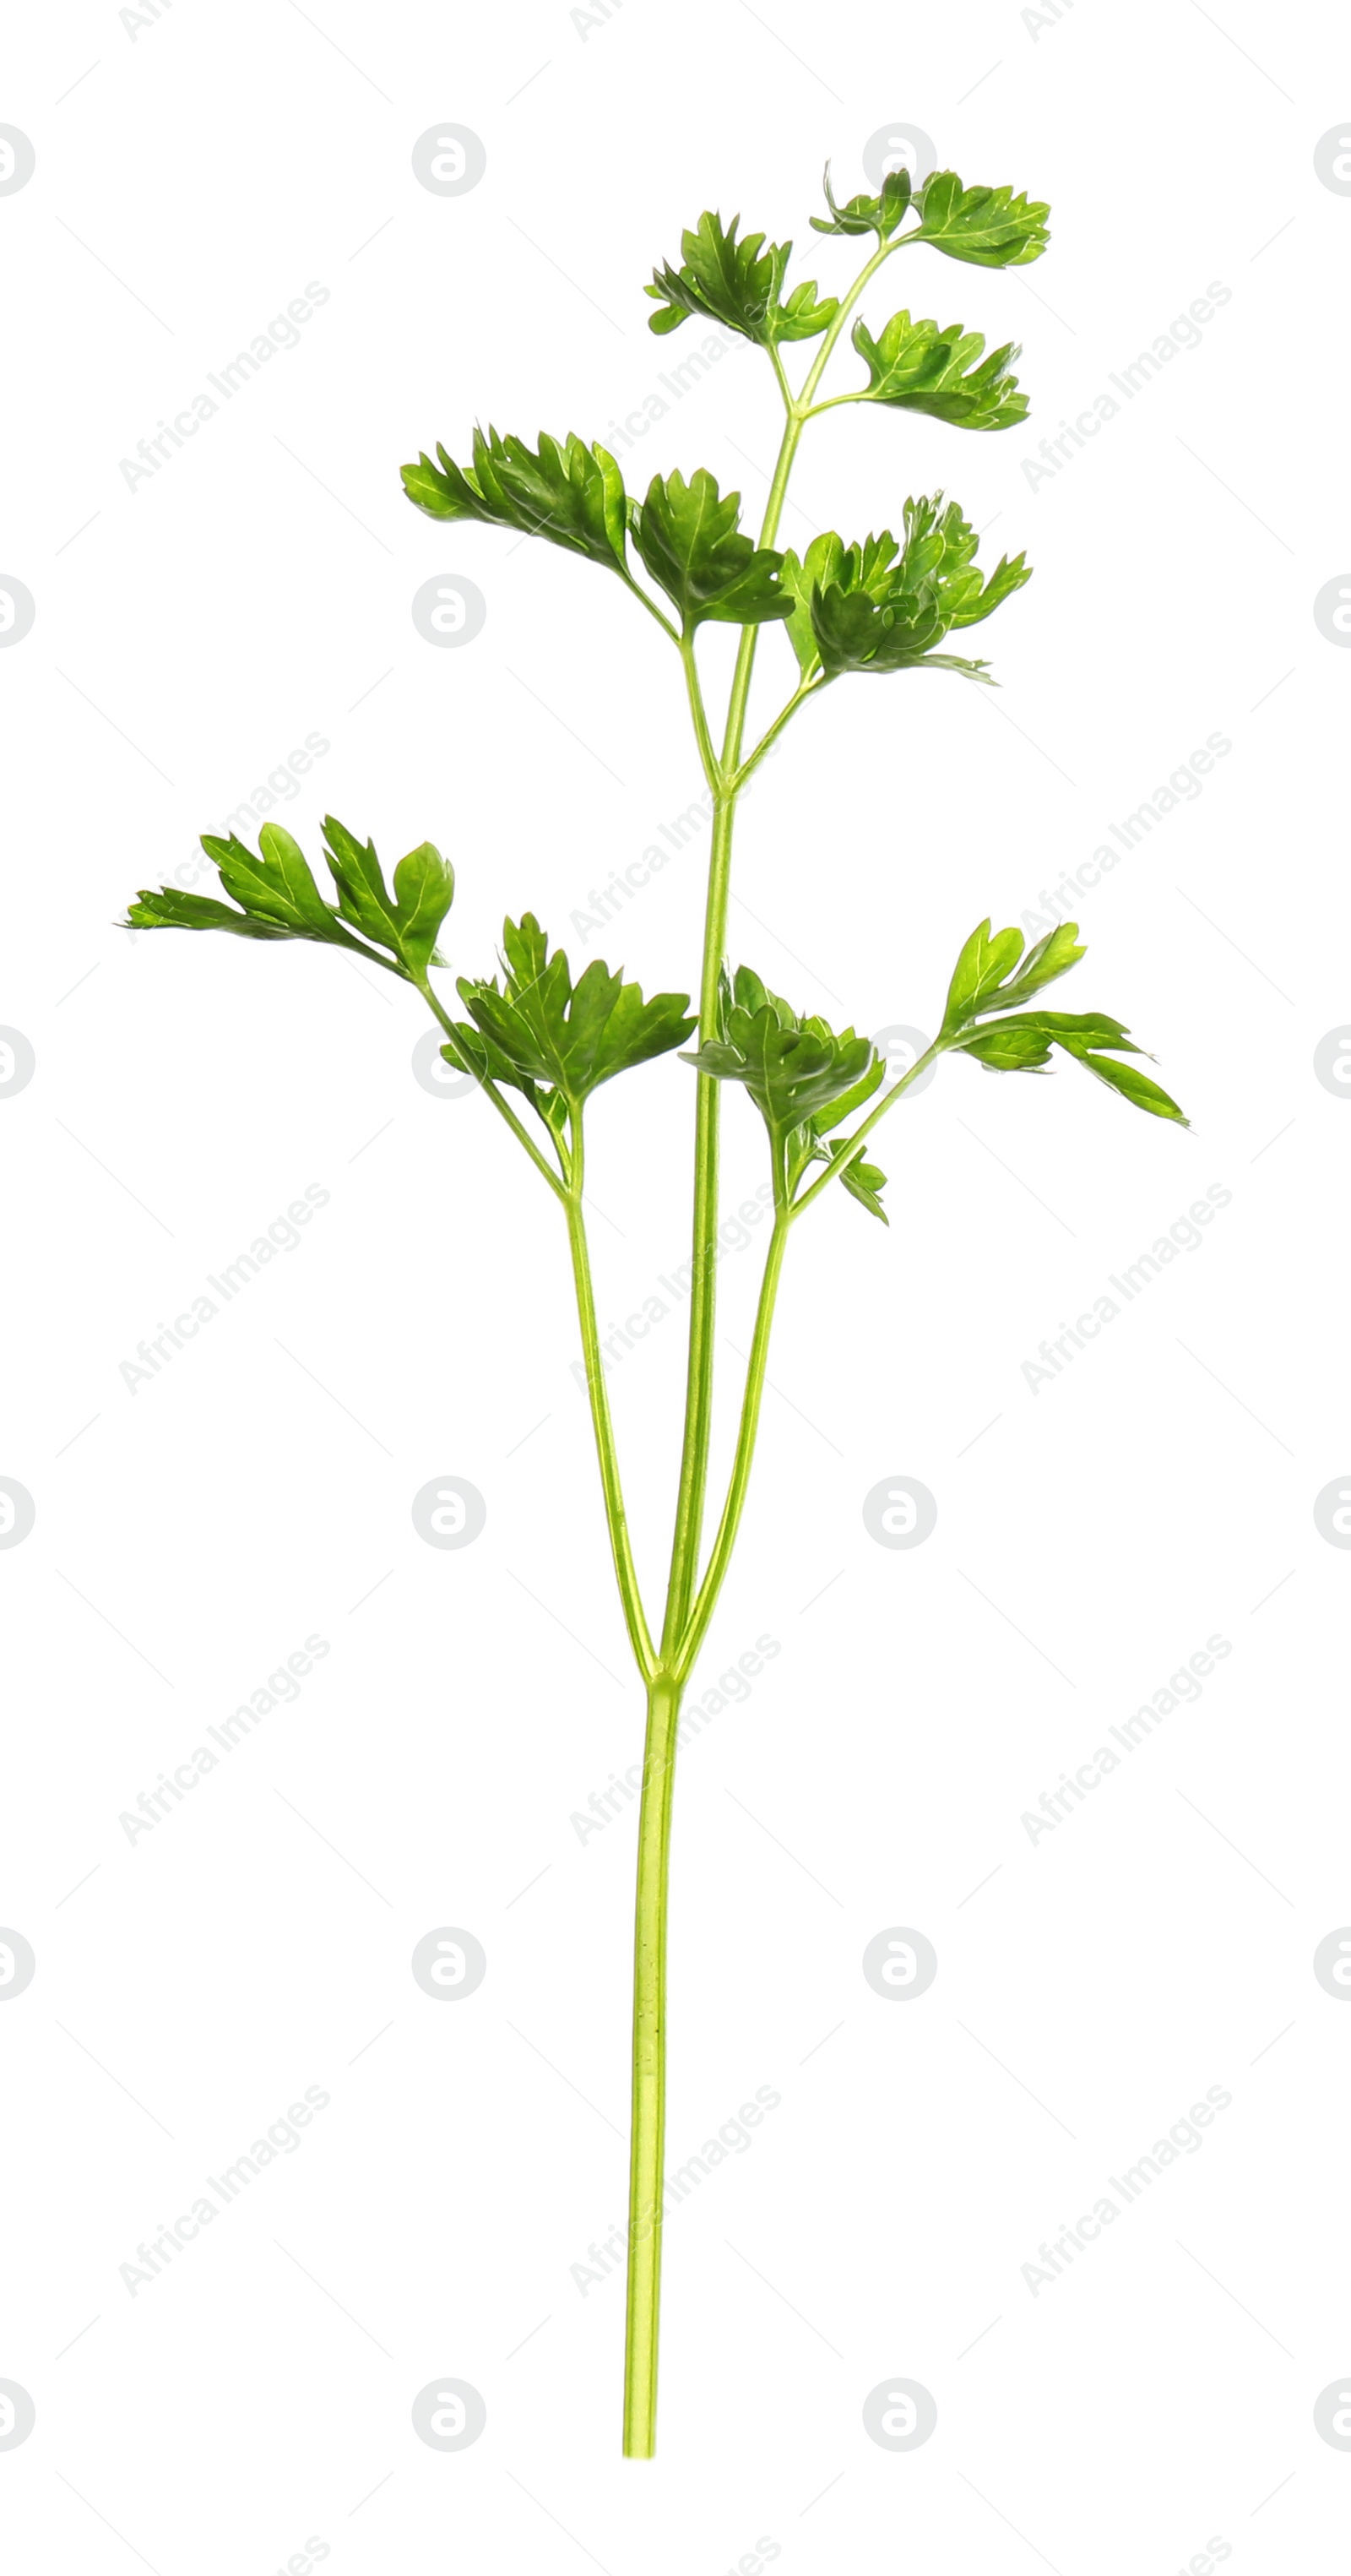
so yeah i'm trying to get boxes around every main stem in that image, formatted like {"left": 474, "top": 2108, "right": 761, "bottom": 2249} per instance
{"left": 622, "top": 1669, "right": 683, "bottom": 2457}
{"left": 624, "top": 232, "right": 904, "bottom": 2457}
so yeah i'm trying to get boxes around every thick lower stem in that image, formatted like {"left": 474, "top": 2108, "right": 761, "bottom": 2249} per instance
{"left": 622, "top": 1671, "right": 684, "bottom": 2457}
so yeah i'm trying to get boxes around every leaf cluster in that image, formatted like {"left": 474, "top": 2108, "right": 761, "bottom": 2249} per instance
{"left": 631, "top": 468, "right": 792, "bottom": 628}
{"left": 400, "top": 426, "right": 628, "bottom": 574}
{"left": 781, "top": 495, "right": 1029, "bottom": 682}
{"left": 645, "top": 209, "right": 836, "bottom": 345}
{"left": 941, "top": 918, "right": 1187, "bottom": 1122}
{"left": 453, "top": 916, "right": 696, "bottom": 1129}
{"left": 850, "top": 308, "right": 1026, "bottom": 431}
{"left": 125, "top": 818, "right": 454, "bottom": 982}
{"left": 682, "top": 966, "right": 888, "bottom": 1215}
{"left": 810, "top": 163, "right": 1050, "bottom": 266}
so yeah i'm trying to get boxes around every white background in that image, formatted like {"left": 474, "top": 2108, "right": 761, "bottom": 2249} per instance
{"left": 3, "top": 3, "right": 1348, "bottom": 2569}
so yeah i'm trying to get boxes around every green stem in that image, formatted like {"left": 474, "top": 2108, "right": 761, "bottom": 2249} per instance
{"left": 790, "top": 1040, "right": 946, "bottom": 1220}
{"left": 729, "top": 677, "right": 822, "bottom": 791}
{"left": 414, "top": 976, "right": 568, "bottom": 1201}
{"left": 659, "top": 409, "right": 804, "bottom": 1660}
{"left": 630, "top": 234, "right": 914, "bottom": 2459}
{"left": 676, "top": 1205, "right": 789, "bottom": 1677}
{"left": 564, "top": 1115, "right": 658, "bottom": 1681}
{"left": 622, "top": 1669, "right": 684, "bottom": 2457}
{"left": 679, "top": 633, "right": 724, "bottom": 796}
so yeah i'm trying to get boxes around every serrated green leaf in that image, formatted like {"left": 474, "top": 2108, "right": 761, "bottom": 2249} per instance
{"left": 849, "top": 309, "right": 1027, "bottom": 431}
{"left": 323, "top": 817, "right": 455, "bottom": 976}
{"left": 784, "top": 496, "right": 1029, "bottom": 682}
{"left": 399, "top": 427, "right": 628, "bottom": 574}
{"left": 682, "top": 975, "right": 878, "bottom": 1144}
{"left": 210, "top": 823, "right": 338, "bottom": 937}
{"left": 909, "top": 171, "right": 1050, "bottom": 268}
{"left": 632, "top": 468, "right": 793, "bottom": 628}
{"left": 457, "top": 914, "right": 695, "bottom": 1108}
{"left": 774, "top": 274, "right": 838, "bottom": 342}
{"left": 645, "top": 209, "right": 837, "bottom": 345}
{"left": 124, "top": 821, "right": 451, "bottom": 980}
{"left": 810, "top": 160, "right": 914, "bottom": 240}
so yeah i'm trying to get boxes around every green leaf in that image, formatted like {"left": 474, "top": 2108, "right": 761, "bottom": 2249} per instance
{"left": 810, "top": 161, "right": 914, "bottom": 240}
{"left": 909, "top": 171, "right": 1050, "bottom": 268}
{"left": 645, "top": 209, "right": 837, "bottom": 345}
{"left": 210, "top": 823, "right": 339, "bottom": 937}
{"left": 839, "top": 1154, "right": 888, "bottom": 1222}
{"left": 631, "top": 468, "right": 793, "bottom": 628}
{"left": 849, "top": 309, "right": 1027, "bottom": 431}
{"left": 123, "top": 884, "right": 296, "bottom": 942}
{"left": 956, "top": 1010, "right": 1186, "bottom": 1122}
{"left": 784, "top": 497, "right": 1028, "bottom": 682}
{"left": 399, "top": 427, "right": 628, "bottom": 574}
{"left": 123, "top": 822, "right": 453, "bottom": 980}
{"left": 322, "top": 817, "right": 455, "bottom": 976}
{"left": 941, "top": 917, "right": 1028, "bottom": 1030}
{"left": 941, "top": 917, "right": 1087, "bottom": 1035}
{"left": 456, "top": 914, "right": 696, "bottom": 1109}
{"left": 682, "top": 968, "right": 880, "bottom": 1146}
